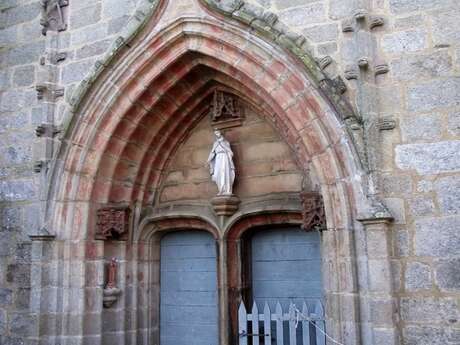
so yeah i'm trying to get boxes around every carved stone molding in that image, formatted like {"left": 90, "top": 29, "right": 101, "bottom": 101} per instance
{"left": 300, "top": 192, "right": 326, "bottom": 231}
{"left": 209, "top": 90, "right": 244, "bottom": 130}
{"left": 40, "top": 0, "right": 69, "bottom": 36}
{"left": 96, "top": 207, "right": 130, "bottom": 240}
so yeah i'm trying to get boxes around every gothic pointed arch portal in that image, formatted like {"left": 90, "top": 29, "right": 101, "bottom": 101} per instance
{"left": 35, "top": 1, "right": 398, "bottom": 345}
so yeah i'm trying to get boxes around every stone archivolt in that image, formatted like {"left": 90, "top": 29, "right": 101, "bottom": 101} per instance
{"left": 35, "top": 1, "right": 395, "bottom": 344}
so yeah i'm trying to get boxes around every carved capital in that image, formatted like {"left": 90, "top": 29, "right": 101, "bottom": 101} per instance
{"left": 300, "top": 192, "right": 326, "bottom": 231}
{"left": 96, "top": 207, "right": 130, "bottom": 240}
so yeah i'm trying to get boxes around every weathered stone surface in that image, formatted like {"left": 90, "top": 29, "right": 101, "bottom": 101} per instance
{"left": 407, "top": 78, "right": 460, "bottom": 112}
{"left": 389, "top": 0, "right": 454, "bottom": 13}
{"left": 108, "top": 15, "right": 130, "bottom": 35}
{"left": 3, "top": 2, "right": 40, "bottom": 27}
{"left": 435, "top": 259, "right": 460, "bottom": 290}
{"left": 76, "top": 39, "right": 112, "bottom": 59}
{"left": 0, "top": 288, "right": 13, "bottom": 306}
{"left": 383, "top": 198, "right": 406, "bottom": 224}
{"left": 448, "top": 110, "right": 460, "bottom": 136}
{"left": 431, "top": 10, "right": 460, "bottom": 46}
{"left": 102, "top": 0, "right": 136, "bottom": 19}
{"left": 417, "top": 180, "right": 433, "bottom": 193}
{"left": 0, "top": 180, "right": 36, "bottom": 202}
{"left": 381, "top": 30, "right": 427, "bottom": 54}
{"left": 434, "top": 175, "right": 460, "bottom": 215}
{"left": 70, "top": 4, "right": 102, "bottom": 30}
{"left": 0, "top": 309, "right": 6, "bottom": 334}
{"left": 328, "top": 0, "right": 355, "bottom": 19}
{"left": 61, "top": 59, "right": 96, "bottom": 85}
{"left": 12, "top": 65, "right": 35, "bottom": 88}
{"left": 405, "top": 262, "right": 432, "bottom": 291}
{"left": 403, "top": 326, "right": 451, "bottom": 345}
{"left": 71, "top": 23, "right": 108, "bottom": 46}
{"left": 395, "top": 230, "right": 409, "bottom": 257}
{"left": 279, "top": 3, "right": 325, "bottom": 26}
{"left": 401, "top": 297, "right": 459, "bottom": 322}
{"left": 391, "top": 51, "right": 452, "bottom": 82}
{"left": 394, "top": 14, "right": 424, "bottom": 30}
{"left": 1, "top": 206, "right": 21, "bottom": 230}
{"left": 302, "top": 23, "right": 338, "bottom": 43}
{"left": 0, "top": 232, "right": 16, "bottom": 257}
{"left": 400, "top": 114, "right": 442, "bottom": 142}
{"left": 395, "top": 141, "right": 460, "bottom": 175}
{"left": 4, "top": 41, "right": 45, "bottom": 67}
{"left": 408, "top": 196, "right": 435, "bottom": 217}
{"left": 382, "top": 174, "right": 412, "bottom": 195}
{"left": 415, "top": 216, "right": 460, "bottom": 257}
{"left": 8, "top": 312, "right": 38, "bottom": 337}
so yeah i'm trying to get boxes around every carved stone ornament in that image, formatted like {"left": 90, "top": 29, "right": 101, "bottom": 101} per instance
{"left": 96, "top": 207, "right": 130, "bottom": 240}
{"left": 209, "top": 90, "right": 243, "bottom": 130}
{"left": 300, "top": 192, "right": 326, "bottom": 231}
{"left": 40, "top": 0, "right": 69, "bottom": 36}
{"left": 103, "top": 258, "right": 122, "bottom": 308}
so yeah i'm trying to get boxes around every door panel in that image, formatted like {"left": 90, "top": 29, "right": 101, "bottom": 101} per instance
{"left": 251, "top": 228, "right": 323, "bottom": 310}
{"left": 160, "top": 231, "right": 218, "bottom": 345}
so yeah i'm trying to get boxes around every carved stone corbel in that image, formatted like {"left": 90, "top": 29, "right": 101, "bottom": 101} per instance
{"left": 36, "top": 83, "right": 64, "bottom": 101}
{"left": 40, "top": 51, "right": 67, "bottom": 65}
{"left": 300, "top": 192, "right": 326, "bottom": 231}
{"left": 378, "top": 116, "right": 397, "bottom": 131}
{"left": 40, "top": 0, "right": 69, "bottom": 36}
{"left": 96, "top": 207, "right": 130, "bottom": 240}
{"left": 35, "top": 124, "right": 61, "bottom": 137}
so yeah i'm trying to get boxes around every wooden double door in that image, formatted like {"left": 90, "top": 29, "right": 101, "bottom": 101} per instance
{"left": 159, "top": 228, "right": 322, "bottom": 345}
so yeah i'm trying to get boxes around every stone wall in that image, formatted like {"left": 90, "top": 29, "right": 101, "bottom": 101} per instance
{"left": 0, "top": 0, "right": 459, "bottom": 344}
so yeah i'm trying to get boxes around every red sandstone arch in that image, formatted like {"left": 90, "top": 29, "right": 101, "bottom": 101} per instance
{"left": 48, "top": 16, "right": 367, "bottom": 240}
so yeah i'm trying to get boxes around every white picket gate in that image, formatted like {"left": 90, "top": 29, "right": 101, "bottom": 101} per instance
{"left": 238, "top": 301, "right": 326, "bottom": 345}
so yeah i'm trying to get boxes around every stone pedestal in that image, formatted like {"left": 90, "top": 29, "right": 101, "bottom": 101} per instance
{"left": 211, "top": 195, "right": 240, "bottom": 216}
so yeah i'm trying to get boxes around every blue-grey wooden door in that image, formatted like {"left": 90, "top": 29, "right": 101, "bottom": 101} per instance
{"left": 251, "top": 228, "right": 323, "bottom": 310}
{"left": 160, "top": 231, "right": 219, "bottom": 345}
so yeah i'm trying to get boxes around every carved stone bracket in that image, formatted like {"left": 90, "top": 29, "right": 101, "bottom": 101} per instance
{"left": 341, "top": 12, "right": 384, "bottom": 32}
{"left": 36, "top": 83, "right": 64, "bottom": 101}
{"left": 35, "top": 123, "right": 61, "bottom": 137}
{"left": 96, "top": 207, "right": 130, "bottom": 240}
{"left": 40, "top": 51, "right": 67, "bottom": 65}
{"left": 300, "top": 192, "right": 326, "bottom": 231}
{"left": 378, "top": 116, "right": 397, "bottom": 131}
{"left": 211, "top": 195, "right": 240, "bottom": 217}
{"left": 40, "top": 0, "right": 69, "bottom": 35}
{"left": 209, "top": 90, "right": 244, "bottom": 130}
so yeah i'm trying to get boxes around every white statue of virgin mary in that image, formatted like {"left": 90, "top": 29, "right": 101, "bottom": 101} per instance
{"left": 207, "top": 130, "right": 235, "bottom": 196}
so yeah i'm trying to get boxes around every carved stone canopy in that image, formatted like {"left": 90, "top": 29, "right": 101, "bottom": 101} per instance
{"left": 96, "top": 207, "right": 130, "bottom": 240}
{"left": 209, "top": 90, "right": 243, "bottom": 130}
{"left": 300, "top": 192, "right": 326, "bottom": 231}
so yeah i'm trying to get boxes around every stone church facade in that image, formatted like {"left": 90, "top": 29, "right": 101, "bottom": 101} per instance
{"left": 0, "top": 0, "right": 459, "bottom": 344}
